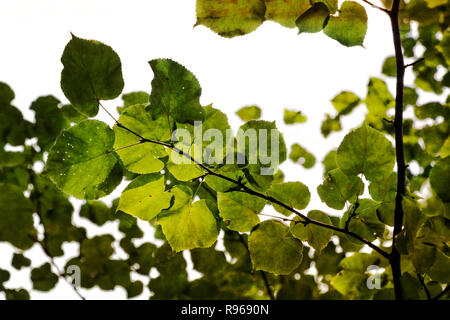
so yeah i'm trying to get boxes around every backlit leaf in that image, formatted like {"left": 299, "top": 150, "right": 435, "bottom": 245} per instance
{"left": 61, "top": 34, "right": 124, "bottom": 117}
{"left": 323, "top": 1, "right": 367, "bottom": 47}
{"left": 336, "top": 125, "right": 395, "bottom": 181}
{"left": 248, "top": 220, "right": 303, "bottom": 275}
{"left": 45, "top": 120, "right": 121, "bottom": 199}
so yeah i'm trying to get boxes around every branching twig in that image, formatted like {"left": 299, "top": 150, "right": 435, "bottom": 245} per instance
{"left": 98, "top": 97, "right": 391, "bottom": 261}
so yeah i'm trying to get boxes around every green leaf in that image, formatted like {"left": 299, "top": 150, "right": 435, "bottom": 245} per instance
{"left": 267, "top": 182, "right": 310, "bottom": 216}
{"left": 61, "top": 104, "right": 88, "bottom": 124}
{"left": 30, "top": 95, "right": 69, "bottom": 150}
{"left": 166, "top": 161, "right": 205, "bottom": 182}
{"left": 424, "top": 0, "right": 448, "bottom": 7}
{"left": 322, "top": 150, "right": 337, "bottom": 175}
{"left": 191, "top": 247, "right": 227, "bottom": 275}
{"left": 126, "top": 281, "right": 144, "bottom": 298}
{"left": 365, "top": 77, "right": 395, "bottom": 125}
{"left": 0, "top": 268, "right": 10, "bottom": 285}
{"left": 0, "top": 151, "right": 27, "bottom": 168}
{"left": 205, "top": 165, "right": 244, "bottom": 192}
{"left": 237, "top": 120, "right": 287, "bottom": 174}
{"left": 440, "top": 137, "right": 450, "bottom": 159}
{"left": 113, "top": 104, "right": 169, "bottom": 174}
{"left": 368, "top": 172, "right": 397, "bottom": 202}
{"left": 195, "top": 0, "right": 266, "bottom": 37}
{"left": 5, "top": 288, "right": 30, "bottom": 300}
{"left": 296, "top": 2, "right": 330, "bottom": 34}
{"left": 314, "top": 0, "right": 338, "bottom": 12}
{"left": 127, "top": 242, "right": 157, "bottom": 275}
{"left": 428, "top": 249, "right": 450, "bottom": 283}
{"left": 236, "top": 105, "right": 261, "bottom": 121}
{"left": 321, "top": 114, "right": 342, "bottom": 137}
{"left": 437, "top": 28, "right": 450, "bottom": 65}
{"left": 0, "top": 183, "right": 36, "bottom": 249}
{"left": 217, "top": 191, "right": 265, "bottom": 232}
{"left": 11, "top": 253, "right": 31, "bottom": 270}
{"left": 158, "top": 186, "right": 219, "bottom": 252}
{"left": 289, "top": 144, "right": 316, "bottom": 168}
{"left": 60, "top": 34, "right": 124, "bottom": 117}
{"left": 339, "top": 199, "right": 385, "bottom": 243}
{"left": 0, "top": 82, "right": 14, "bottom": 105}
{"left": 382, "top": 56, "right": 397, "bottom": 77}
{"left": 414, "top": 102, "right": 450, "bottom": 120}
{"left": 117, "top": 174, "right": 172, "bottom": 221}
{"left": 80, "top": 200, "right": 113, "bottom": 226}
{"left": 31, "top": 176, "right": 84, "bottom": 257}
{"left": 45, "top": 120, "right": 121, "bottom": 199}
{"left": 330, "top": 253, "right": 378, "bottom": 297}
{"left": 290, "top": 210, "right": 333, "bottom": 251}
{"left": 148, "top": 59, "right": 204, "bottom": 123}
{"left": 283, "top": 109, "right": 307, "bottom": 124}
{"left": 248, "top": 220, "right": 303, "bottom": 275}
{"left": 331, "top": 91, "right": 361, "bottom": 115}
{"left": 323, "top": 1, "right": 367, "bottom": 47}
{"left": 336, "top": 125, "right": 395, "bottom": 181}
{"left": 264, "top": 0, "right": 311, "bottom": 28}
{"left": 0, "top": 104, "right": 30, "bottom": 147}
{"left": 31, "top": 263, "right": 59, "bottom": 291}
{"left": 317, "top": 168, "right": 363, "bottom": 210}
{"left": 166, "top": 105, "right": 232, "bottom": 179}
{"left": 339, "top": 252, "right": 378, "bottom": 272}
{"left": 430, "top": 156, "right": 450, "bottom": 202}
{"left": 118, "top": 91, "right": 149, "bottom": 114}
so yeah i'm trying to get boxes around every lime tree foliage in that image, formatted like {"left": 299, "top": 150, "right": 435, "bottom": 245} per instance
{"left": 0, "top": 1, "right": 449, "bottom": 301}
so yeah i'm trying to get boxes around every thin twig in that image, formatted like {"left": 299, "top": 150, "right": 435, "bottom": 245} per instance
{"left": 432, "top": 284, "right": 449, "bottom": 300}
{"left": 361, "top": 0, "right": 390, "bottom": 13}
{"left": 404, "top": 58, "right": 425, "bottom": 69}
{"left": 30, "top": 235, "right": 86, "bottom": 300}
{"left": 345, "top": 202, "right": 360, "bottom": 231}
{"left": 417, "top": 273, "right": 431, "bottom": 300}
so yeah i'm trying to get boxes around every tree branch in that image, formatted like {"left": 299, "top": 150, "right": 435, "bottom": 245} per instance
{"left": 389, "top": 0, "right": 406, "bottom": 300}
{"left": 99, "top": 100, "right": 391, "bottom": 261}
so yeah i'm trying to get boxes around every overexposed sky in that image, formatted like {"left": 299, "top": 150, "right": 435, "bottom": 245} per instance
{"left": 0, "top": 0, "right": 413, "bottom": 299}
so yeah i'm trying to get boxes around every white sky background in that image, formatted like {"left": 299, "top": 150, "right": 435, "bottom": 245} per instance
{"left": 0, "top": 0, "right": 427, "bottom": 299}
